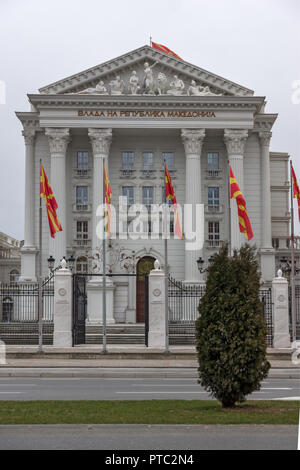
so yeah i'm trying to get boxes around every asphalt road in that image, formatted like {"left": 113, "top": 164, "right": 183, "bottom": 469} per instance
{"left": 0, "top": 424, "right": 298, "bottom": 450}
{"left": 0, "top": 377, "right": 299, "bottom": 400}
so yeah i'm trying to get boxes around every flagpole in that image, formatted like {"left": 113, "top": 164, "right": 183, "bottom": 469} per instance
{"left": 38, "top": 159, "right": 43, "bottom": 353}
{"left": 290, "top": 160, "right": 297, "bottom": 343}
{"left": 102, "top": 159, "right": 107, "bottom": 354}
{"left": 227, "top": 160, "right": 232, "bottom": 256}
{"left": 163, "top": 160, "right": 169, "bottom": 353}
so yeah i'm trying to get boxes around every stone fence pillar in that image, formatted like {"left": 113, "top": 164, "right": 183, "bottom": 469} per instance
{"left": 53, "top": 259, "right": 73, "bottom": 347}
{"left": 272, "top": 269, "right": 291, "bottom": 348}
{"left": 148, "top": 260, "right": 166, "bottom": 349}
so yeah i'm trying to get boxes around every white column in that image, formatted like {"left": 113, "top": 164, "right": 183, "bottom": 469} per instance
{"left": 88, "top": 128, "right": 112, "bottom": 255}
{"left": 259, "top": 132, "right": 273, "bottom": 248}
{"left": 20, "top": 128, "right": 37, "bottom": 282}
{"left": 272, "top": 269, "right": 291, "bottom": 348}
{"left": 181, "top": 129, "right": 205, "bottom": 283}
{"left": 86, "top": 129, "right": 114, "bottom": 325}
{"left": 259, "top": 131, "right": 275, "bottom": 282}
{"left": 45, "top": 128, "right": 70, "bottom": 266}
{"left": 224, "top": 129, "right": 248, "bottom": 252}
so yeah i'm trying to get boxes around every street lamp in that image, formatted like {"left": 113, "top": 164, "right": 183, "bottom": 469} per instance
{"left": 197, "top": 255, "right": 215, "bottom": 273}
{"left": 47, "top": 255, "right": 55, "bottom": 272}
{"left": 67, "top": 255, "right": 75, "bottom": 272}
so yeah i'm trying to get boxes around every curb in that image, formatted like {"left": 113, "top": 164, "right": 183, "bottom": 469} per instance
{"left": 0, "top": 369, "right": 299, "bottom": 379}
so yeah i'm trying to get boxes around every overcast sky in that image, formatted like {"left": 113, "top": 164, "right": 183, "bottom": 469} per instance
{"left": 0, "top": 0, "right": 299, "bottom": 240}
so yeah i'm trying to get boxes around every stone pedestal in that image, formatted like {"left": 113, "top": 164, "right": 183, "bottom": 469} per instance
{"left": 272, "top": 270, "right": 291, "bottom": 348}
{"left": 148, "top": 262, "right": 166, "bottom": 348}
{"left": 125, "top": 275, "right": 136, "bottom": 323}
{"left": 19, "top": 246, "right": 38, "bottom": 282}
{"left": 53, "top": 261, "right": 73, "bottom": 347}
{"left": 86, "top": 278, "right": 115, "bottom": 324}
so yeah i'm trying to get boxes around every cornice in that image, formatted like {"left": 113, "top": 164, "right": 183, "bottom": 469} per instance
{"left": 28, "top": 94, "right": 264, "bottom": 112}
{"left": 38, "top": 45, "right": 254, "bottom": 97}
{"left": 270, "top": 152, "right": 290, "bottom": 160}
{"left": 15, "top": 112, "right": 41, "bottom": 132}
{"left": 253, "top": 113, "right": 278, "bottom": 132}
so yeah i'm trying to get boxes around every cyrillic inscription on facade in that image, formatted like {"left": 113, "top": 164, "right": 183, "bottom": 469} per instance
{"left": 77, "top": 110, "right": 216, "bottom": 118}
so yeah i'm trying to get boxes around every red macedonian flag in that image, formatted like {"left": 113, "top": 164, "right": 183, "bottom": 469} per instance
{"left": 291, "top": 164, "right": 300, "bottom": 222}
{"left": 151, "top": 41, "right": 182, "bottom": 60}
{"left": 165, "top": 163, "right": 183, "bottom": 239}
{"left": 104, "top": 162, "right": 112, "bottom": 237}
{"left": 230, "top": 166, "right": 253, "bottom": 241}
{"left": 40, "top": 164, "right": 62, "bottom": 238}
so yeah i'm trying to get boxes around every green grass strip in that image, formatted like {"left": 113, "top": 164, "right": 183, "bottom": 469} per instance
{"left": 0, "top": 401, "right": 298, "bottom": 425}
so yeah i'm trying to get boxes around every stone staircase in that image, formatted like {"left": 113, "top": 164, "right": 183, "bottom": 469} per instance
{"left": 0, "top": 323, "right": 53, "bottom": 345}
{"left": 0, "top": 322, "right": 197, "bottom": 345}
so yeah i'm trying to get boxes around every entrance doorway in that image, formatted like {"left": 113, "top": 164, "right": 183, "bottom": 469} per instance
{"left": 136, "top": 256, "right": 155, "bottom": 323}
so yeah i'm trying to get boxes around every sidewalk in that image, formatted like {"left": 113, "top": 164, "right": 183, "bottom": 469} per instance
{"left": 0, "top": 345, "right": 299, "bottom": 378}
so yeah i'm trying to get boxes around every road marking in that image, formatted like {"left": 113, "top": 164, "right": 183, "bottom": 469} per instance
{"left": 271, "top": 397, "right": 300, "bottom": 401}
{"left": 0, "top": 392, "right": 24, "bottom": 394}
{"left": 261, "top": 388, "right": 292, "bottom": 390}
{"left": 0, "top": 384, "right": 37, "bottom": 387}
{"left": 116, "top": 391, "right": 209, "bottom": 394}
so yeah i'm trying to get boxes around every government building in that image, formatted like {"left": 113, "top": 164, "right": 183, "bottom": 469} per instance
{"left": 16, "top": 44, "right": 295, "bottom": 325}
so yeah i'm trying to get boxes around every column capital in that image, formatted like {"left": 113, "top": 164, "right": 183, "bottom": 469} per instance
{"left": 181, "top": 129, "right": 205, "bottom": 155}
{"left": 45, "top": 128, "right": 70, "bottom": 154}
{"left": 224, "top": 129, "right": 248, "bottom": 155}
{"left": 88, "top": 128, "right": 112, "bottom": 155}
{"left": 22, "top": 128, "right": 36, "bottom": 146}
{"left": 259, "top": 131, "right": 272, "bottom": 147}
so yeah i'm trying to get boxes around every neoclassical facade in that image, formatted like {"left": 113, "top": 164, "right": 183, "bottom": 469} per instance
{"left": 16, "top": 45, "right": 294, "bottom": 322}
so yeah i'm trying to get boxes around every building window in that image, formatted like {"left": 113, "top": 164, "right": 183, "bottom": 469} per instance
{"left": 207, "top": 152, "right": 219, "bottom": 176}
{"left": 142, "top": 187, "right": 154, "bottom": 209}
{"left": 76, "top": 186, "right": 88, "bottom": 210}
{"left": 208, "top": 221, "right": 220, "bottom": 247}
{"left": 2, "top": 297, "right": 13, "bottom": 322}
{"left": 9, "top": 270, "right": 19, "bottom": 283}
{"left": 122, "top": 187, "right": 134, "bottom": 205}
{"left": 208, "top": 187, "right": 220, "bottom": 211}
{"left": 122, "top": 152, "right": 134, "bottom": 176}
{"left": 76, "top": 256, "right": 88, "bottom": 273}
{"left": 77, "top": 151, "right": 88, "bottom": 169}
{"left": 162, "top": 152, "right": 174, "bottom": 170}
{"left": 76, "top": 221, "right": 88, "bottom": 245}
{"left": 143, "top": 152, "right": 154, "bottom": 170}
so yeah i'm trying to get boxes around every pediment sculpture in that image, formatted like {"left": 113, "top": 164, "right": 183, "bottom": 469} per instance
{"left": 72, "top": 63, "right": 223, "bottom": 96}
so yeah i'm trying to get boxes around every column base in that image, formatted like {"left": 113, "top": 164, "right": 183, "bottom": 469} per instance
{"left": 273, "top": 333, "right": 291, "bottom": 349}
{"left": 86, "top": 278, "right": 115, "bottom": 324}
{"left": 125, "top": 308, "right": 136, "bottom": 323}
{"left": 20, "top": 246, "right": 38, "bottom": 282}
{"left": 260, "top": 248, "right": 275, "bottom": 283}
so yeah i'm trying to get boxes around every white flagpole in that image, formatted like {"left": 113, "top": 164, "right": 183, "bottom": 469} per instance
{"left": 163, "top": 161, "right": 169, "bottom": 352}
{"left": 290, "top": 160, "right": 297, "bottom": 343}
{"left": 38, "top": 159, "right": 43, "bottom": 353}
{"left": 228, "top": 160, "right": 232, "bottom": 257}
{"left": 102, "top": 160, "right": 107, "bottom": 353}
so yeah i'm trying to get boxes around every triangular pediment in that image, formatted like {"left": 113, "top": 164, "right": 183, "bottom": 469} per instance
{"left": 39, "top": 45, "right": 254, "bottom": 97}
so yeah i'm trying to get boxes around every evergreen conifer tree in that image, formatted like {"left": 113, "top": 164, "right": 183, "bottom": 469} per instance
{"left": 195, "top": 244, "right": 270, "bottom": 408}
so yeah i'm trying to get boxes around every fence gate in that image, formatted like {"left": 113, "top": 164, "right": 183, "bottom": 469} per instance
{"left": 73, "top": 274, "right": 87, "bottom": 345}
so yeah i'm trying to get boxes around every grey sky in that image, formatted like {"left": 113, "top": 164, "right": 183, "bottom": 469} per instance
{"left": 0, "top": 0, "right": 299, "bottom": 240}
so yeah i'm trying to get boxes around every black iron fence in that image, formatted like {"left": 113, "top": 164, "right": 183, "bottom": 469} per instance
{"left": 288, "top": 285, "right": 300, "bottom": 340}
{"left": 0, "top": 276, "right": 54, "bottom": 344}
{"left": 168, "top": 276, "right": 274, "bottom": 346}
{"left": 168, "top": 276, "right": 205, "bottom": 324}
{"left": 259, "top": 288, "right": 273, "bottom": 347}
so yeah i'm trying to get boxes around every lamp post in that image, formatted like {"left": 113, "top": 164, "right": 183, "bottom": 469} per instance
{"left": 279, "top": 256, "right": 300, "bottom": 279}
{"left": 196, "top": 255, "right": 215, "bottom": 274}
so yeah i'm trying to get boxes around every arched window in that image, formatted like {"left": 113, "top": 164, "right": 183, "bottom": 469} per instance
{"left": 10, "top": 269, "right": 19, "bottom": 283}
{"left": 2, "top": 297, "right": 13, "bottom": 322}
{"left": 76, "top": 256, "right": 88, "bottom": 273}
